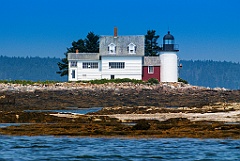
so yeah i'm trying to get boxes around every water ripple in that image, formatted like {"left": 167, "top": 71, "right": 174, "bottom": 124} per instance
{"left": 0, "top": 136, "right": 239, "bottom": 161}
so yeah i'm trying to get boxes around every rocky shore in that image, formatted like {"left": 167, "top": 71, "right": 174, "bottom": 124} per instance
{"left": 0, "top": 82, "right": 239, "bottom": 138}
{"left": 0, "top": 82, "right": 240, "bottom": 111}
{"left": 0, "top": 110, "right": 239, "bottom": 139}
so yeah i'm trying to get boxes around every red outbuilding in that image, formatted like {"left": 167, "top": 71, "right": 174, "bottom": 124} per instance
{"left": 142, "top": 56, "right": 161, "bottom": 81}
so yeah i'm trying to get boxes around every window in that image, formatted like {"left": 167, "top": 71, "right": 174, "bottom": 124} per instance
{"left": 109, "top": 62, "right": 125, "bottom": 69}
{"left": 148, "top": 66, "right": 154, "bottom": 74}
{"left": 70, "top": 61, "right": 77, "bottom": 67}
{"left": 82, "top": 62, "right": 98, "bottom": 69}
{"left": 72, "top": 70, "right": 76, "bottom": 79}
{"left": 164, "top": 39, "right": 174, "bottom": 44}
{"left": 128, "top": 43, "right": 136, "bottom": 54}
{"left": 108, "top": 43, "right": 116, "bottom": 54}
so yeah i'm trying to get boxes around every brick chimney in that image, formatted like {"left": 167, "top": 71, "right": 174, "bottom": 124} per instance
{"left": 114, "top": 27, "right": 118, "bottom": 38}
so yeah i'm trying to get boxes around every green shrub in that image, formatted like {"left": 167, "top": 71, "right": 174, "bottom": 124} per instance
{"left": 178, "top": 78, "right": 188, "bottom": 84}
{"left": 81, "top": 78, "right": 144, "bottom": 84}
{"left": 147, "top": 78, "right": 159, "bottom": 84}
{"left": 89, "top": 79, "right": 109, "bottom": 84}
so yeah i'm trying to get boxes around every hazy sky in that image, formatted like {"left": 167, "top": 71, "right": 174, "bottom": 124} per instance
{"left": 1, "top": 0, "right": 240, "bottom": 62}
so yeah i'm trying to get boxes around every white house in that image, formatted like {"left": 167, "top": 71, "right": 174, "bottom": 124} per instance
{"left": 68, "top": 28, "right": 179, "bottom": 82}
{"left": 68, "top": 28, "right": 144, "bottom": 81}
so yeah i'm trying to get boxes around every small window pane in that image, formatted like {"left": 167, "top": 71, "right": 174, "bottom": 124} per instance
{"left": 70, "top": 61, "right": 77, "bottom": 67}
{"left": 148, "top": 66, "right": 154, "bottom": 73}
{"left": 72, "top": 70, "right": 75, "bottom": 79}
{"left": 82, "top": 62, "right": 98, "bottom": 69}
{"left": 109, "top": 62, "right": 125, "bottom": 69}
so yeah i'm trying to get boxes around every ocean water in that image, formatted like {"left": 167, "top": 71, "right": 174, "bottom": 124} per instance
{"left": 0, "top": 108, "right": 103, "bottom": 128}
{"left": 24, "top": 107, "right": 102, "bottom": 115}
{"left": 0, "top": 136, "right": 239, "bottom": 161}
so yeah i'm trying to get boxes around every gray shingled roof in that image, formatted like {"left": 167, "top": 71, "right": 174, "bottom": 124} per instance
{"left": 99, "top": 35, "right": 144, "bottom": 56}
{"left": 143, "top": 56, "right": 161, "bottom": 66}
{"left": 68, "top": 53, "right": 99, "bottom": 60}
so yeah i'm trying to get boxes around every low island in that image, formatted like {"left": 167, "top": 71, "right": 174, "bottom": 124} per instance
{"left": 0, "top": 81, "right": 239, "bottom": 139}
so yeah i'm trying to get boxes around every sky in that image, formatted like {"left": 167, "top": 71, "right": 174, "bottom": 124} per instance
{"left": 1, "top": 0, "right": 240, "bottom": 62}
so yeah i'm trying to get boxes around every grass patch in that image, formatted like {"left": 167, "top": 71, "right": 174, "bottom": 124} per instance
{"left": 0, "top": 78, "right": 162, "bottom": 85}
{"left": 80, "top": 78, "right": 145, "bottom": 84}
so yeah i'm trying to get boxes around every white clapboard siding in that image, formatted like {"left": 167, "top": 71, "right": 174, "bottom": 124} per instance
{"left": 69, "top": 60, "right": 102, "bottom": 81}
{"left": 101, "top": 56, "right": 142, "bottom": 80}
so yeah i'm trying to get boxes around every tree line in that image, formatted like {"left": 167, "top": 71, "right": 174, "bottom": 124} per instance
{"left": 0, "top": 56, "right": 66, "bottom": 82}
{"left": 179, "top": 60, "right": 240, "bottom": 89}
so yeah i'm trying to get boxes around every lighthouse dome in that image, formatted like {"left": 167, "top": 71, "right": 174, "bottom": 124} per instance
{"left": 163, "top": 31, "right": 174, "bottom": 40}
{"left": 162, "top": 31, "right": 177, "bottom": 51}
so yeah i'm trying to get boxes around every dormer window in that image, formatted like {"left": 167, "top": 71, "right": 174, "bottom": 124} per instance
{"left": 108, "top": 43, "right": 116, "bottom": 54}
{"left": 128, "top": 43, "right": 136, "bottom": 54}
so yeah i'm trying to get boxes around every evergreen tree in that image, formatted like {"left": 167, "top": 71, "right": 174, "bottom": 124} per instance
{"left": 85, "top": 32, "right": 99, "bottom": 53}
{"left": 145, "top": 30, "right": 160, "bottom": 56}
{"left": 57, "top": 32, "right": 99, "bottom": 76}
{"left": 56, "top": 53, "right": 69, "bottom": 77}
{"left": 71, "top": 39, "right": 86, "bottom": 52}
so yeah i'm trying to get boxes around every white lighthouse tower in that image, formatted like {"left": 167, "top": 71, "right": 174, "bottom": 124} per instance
{"left": 160, "top": 31, "right": 179, "bottom": 82}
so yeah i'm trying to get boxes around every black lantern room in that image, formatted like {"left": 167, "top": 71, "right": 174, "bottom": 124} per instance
{"left": 163, "top": 31, "right": 178, "bottom": 51}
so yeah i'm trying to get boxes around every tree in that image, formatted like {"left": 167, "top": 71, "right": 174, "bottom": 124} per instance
{"left": 145, "top": 30, "right": 161, "bottom": 56}
{"left": 85, "top": 32, "right": 99, "bottom": 53}
{"left": 56, "top": 53, "right": 69, "bottom": 77}
{"left": 57, "top": 32, "right": 99, "bottom": 76}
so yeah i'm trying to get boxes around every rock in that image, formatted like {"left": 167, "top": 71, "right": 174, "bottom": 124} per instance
{"left": 0, "top": 82, "right": 239, "bottom": 111}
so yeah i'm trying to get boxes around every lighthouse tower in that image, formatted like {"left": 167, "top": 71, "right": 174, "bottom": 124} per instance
{"left": 160, "top": 31, "right": 179, "bottom": 82}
